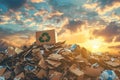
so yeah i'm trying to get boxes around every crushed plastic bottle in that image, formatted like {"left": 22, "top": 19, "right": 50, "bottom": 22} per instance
{"left": 99, "top": 70, "right": 119, "bottom": 80}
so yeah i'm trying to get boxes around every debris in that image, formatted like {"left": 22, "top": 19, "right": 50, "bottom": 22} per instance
{"left": 84, "top": 66, "right": 104, "bottom": 77}
{"left": 3, "top": 71, "right": 11, "bottom": 80}
{"left": 70, "top": 44, "right": 77, "bottom": 51}
{"left": 91, "top": 63, "right": 99, "bottom": 68}
{"left": 47, "top": 54, "right": 64, "bottom": 61}
{"left": 38, "top": 58, "right": 47, "bottom": 70}
{"left": 0, "top": 68, "right": 6, "bottom": 76}
{"left": 0, "top": 76, "right": 5, "bottom": 80}
{"left": 7, "top": 47, "right": 15, "bottom": 56}
{"left": 14, "top": 72, "right": 24, "bottom": 80}
{"left": 105, "top": 61, "right": 120, "bottom": 67}
{"left": 69, "top": 64, "right": 84, "bottom": 76}
{"left": 99, "top": 70, "right": 119, "bottom": 80}
{"left": 36, "top": 69, "right": 47, "bottom": 79}
{"left": 0, "top": 41, "right": 120, "bottom": 80}
{"left": 15, "top": 48, "right": 23, "bottom": 54}
{"left": 49, "top": 70, "right": 62, "bottom": 80}
{"left": 46, "top": 59, "right": 61, "bottom": 68}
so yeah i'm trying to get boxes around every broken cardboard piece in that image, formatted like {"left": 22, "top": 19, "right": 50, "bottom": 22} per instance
{"left": 0, "top": 68, "right": 6, "bottom": 76}
{"left": 14, "top": 72, "right": 24, "bottom": 80}
{"left": 3, "top": 71, "right": 11, "bottom": 79}
{"left": 36, "top": 69, "right": 47, "bottom": 79}
{"left": 46, "top": 59, "right": 61, "bottom": 68}
{"left": 47, "top": 54, "right": 64, "bottom": 61}
{"left": 38, "top": 58, "right": 47, "bottom": 70}
{"left": 106, "top": 61, "right": 120, "bottom": 67}
{"left": 0, "top": 54, "right": 6, "bottom": 63}
{"left": 75, "top": 55, "right": 88, "bottom": 63}
{"left": 7, "top": 47, "right": 16, "bottom": 56}
{"left": 84, "top": 66, "right": 104, "bottom": 77}
{"left": 15, "top": 48, "right": 23, "bottom": 54}
{"left": 69, "top": 64, "right": 84, "bottom": 76}
{"left": 0, "top": 41, "right": 120, "bottom": 80}
{"left": 49, "top": 70, "right": 62, "bottom": 80}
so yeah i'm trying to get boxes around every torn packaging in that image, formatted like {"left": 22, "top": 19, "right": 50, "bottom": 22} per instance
{"left": 49, "top": 70, "right": 62, "bottom": 80}
{"left": 38, "top": 58, "right": 47, "bottom": 70}
{"left": 36, "top": 69, "right": 47, "bottom": 79}
{"left": 84, "top": 66, "right": 104, "bottom": 77}
{"left": 47, "top": 54, "right": 64, "bottom": 61}
{"left": 46, "top": 59, "right": 62, "bottom": 68}
{"left": 14, "top": 72, "right": 24, "bottom": 80}
{"left": 105, "top": 61, "right": 120, "bottom": 67}
{"left": 3, "top": 71, "right": 11, "bottom": 79}
{"left": 0, "top": 41, "right": 120, "bottom": 80}
{"left": 0, "top": 68, "right": 6, "bottom": 76}
{"left": 69, "top": 64, "right": 84, "bottom": 77}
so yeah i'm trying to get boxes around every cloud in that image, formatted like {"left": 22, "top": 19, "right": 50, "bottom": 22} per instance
{"left": 93, "top": 22, "right": 120, "bottom": 42}
{"left": 46, "top": 11, "right": 63, "bottom": 19}
{"left": 31, "top": 0, "right": 44, "bottom": 3}
{"left": 49, "top": 0, "right": 74, "bottom": 10}
{"left": 64, "top": 19, "right": 85, "bottom": 32}
{"left": 0, "top": 3, "right": 8, "bottom": 14}
{"left": 0, "top": 27, "right": 35, "bottom": 47}
{"left": 97, "top": 0, "right": 113, "bottom": 6}
{"left": 34, "top": 9, "right": 48, "bottom": 16}
{"left": 0, "top": 0, "right": 27, "bottom": 9}
{"left": 83, "top": 3, "right": 98, "bottom": 9}
{"left": 96, "top": 1, "right": 120, "bottom": 15}
{"left": 84, "top": 0, "right": 120, "bottom": 15}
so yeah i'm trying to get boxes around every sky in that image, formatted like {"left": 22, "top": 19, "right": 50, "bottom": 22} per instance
{"left": 0, "top": 0, "right": 120, "bottom": 54}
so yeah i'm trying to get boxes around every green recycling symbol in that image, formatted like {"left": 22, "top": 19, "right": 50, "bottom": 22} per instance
{"left": 39, "top": 32, "right": 51, "bottom": 42}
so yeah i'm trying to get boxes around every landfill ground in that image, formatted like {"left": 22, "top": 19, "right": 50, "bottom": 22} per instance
{"left": 0, "top": 41, "right": 120, "bottom": 80}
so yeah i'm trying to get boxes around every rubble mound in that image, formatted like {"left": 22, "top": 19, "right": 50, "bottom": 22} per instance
{"left": 0, "top": 40, "right": 8, "bottom": 51}
{"left": 0, "top": 42, "right": 120, "bottom": 80}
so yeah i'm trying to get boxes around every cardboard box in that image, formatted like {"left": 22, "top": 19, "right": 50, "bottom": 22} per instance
{"left": 36, "top": 29, "right": 57, "bottom": 45}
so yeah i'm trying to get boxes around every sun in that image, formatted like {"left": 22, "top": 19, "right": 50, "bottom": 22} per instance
{"left": 90, "top": 39, "right": 101, "bottom": 51}
{"left": 82, "top": 38, "right": 104, "bottom": 53}
{"left": 93, "top": 44, "right": 99, "bottom": 49}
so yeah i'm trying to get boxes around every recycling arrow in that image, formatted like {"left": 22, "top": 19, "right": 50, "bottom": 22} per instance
{"left": 39, "top": 32, "right": 51, "bottom": 42}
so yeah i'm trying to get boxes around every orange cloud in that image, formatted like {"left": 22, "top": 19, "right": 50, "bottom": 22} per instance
{"left": 2, "top": 34, "right": 35, "bottom": 47}
{"left": 96, "top": 2, "right": 120, "bottom": 15}
{"left": 83, "top": 3, "right": 98, "bottom": 9}
{"left": 84, "top": 1, "right": 120, "bottom": 15}
{"left": 34, "top": 10, "right": 48, "bottom": 16}
{"left": 31, "top": 0, "right": 44, "bottom": 3}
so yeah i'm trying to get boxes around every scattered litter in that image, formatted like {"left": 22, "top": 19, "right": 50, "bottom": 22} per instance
{"left": 0, "top": 41, "right": 119, "bottom": 80}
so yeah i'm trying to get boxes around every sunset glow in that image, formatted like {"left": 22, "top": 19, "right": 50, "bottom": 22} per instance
{"left": 81, "top": 38, "right": 105, "bottom": 53}
{"left": 0, "top": 0, "right": 120, "bottom": 54}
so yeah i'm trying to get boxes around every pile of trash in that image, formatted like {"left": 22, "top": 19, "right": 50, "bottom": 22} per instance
{"left": 0, "top": 41, "right": 120, "bottom": 80}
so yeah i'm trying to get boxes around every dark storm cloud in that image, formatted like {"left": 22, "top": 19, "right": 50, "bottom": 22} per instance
{"left": 95, "top": 0, "right": 120, "bottom": 7}
{"left": 93, "top": 22, "right": 120, "bottom": 42}
{"left": 0, "top": 27, "right": 33, "bottom": 39}
{"left": 0, "top": 27, "right": 12, "bottom": 38}
{"left": 97, "top": 0, "right": 113, "bottom": 6}
{"left": 0, "top": 3, "right": 8, "bottom": 14}
{"left": 0, "top": 27, "right": 35, "bottom": 48}
{"left": 0, "top": 0, "right": 27, "bottom": 9}
{"left": 48, "top": 0, "right": 74, "bottom": 10}
{"left": 58, "top": 19, "right": 85, "bottom": 35}
{"left": 65, "top": 19, "right": 84, "bottom": 32}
